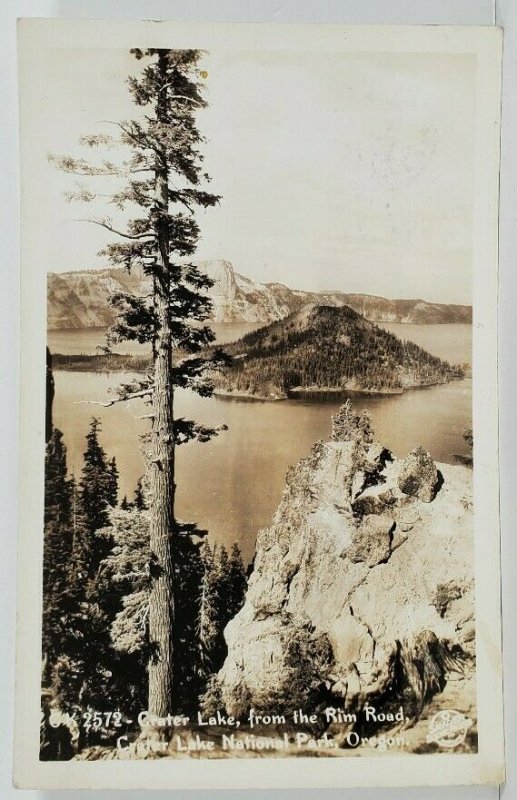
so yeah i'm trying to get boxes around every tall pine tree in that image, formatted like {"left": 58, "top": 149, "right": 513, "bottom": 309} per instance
{"left": 79, "top": 418, "right": 118, "bottom": 538}
{"left": 226, "top": 542, "right": 247, "bottom": 620}
{"left": 52, "top": 49, "right": 229, "bottom": 715}
{"left": 198, "top": 542, "right": 247, "bottom": 676}
{"left": 42, "top": 428, "right": 73, "bottom": 675}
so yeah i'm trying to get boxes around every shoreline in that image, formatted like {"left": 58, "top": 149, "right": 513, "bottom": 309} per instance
{"left": 49, "top": 320, "right": 473, "bottom": 333}
{"left": 50, "top": 357, "right": 466, "bottom": 401}
{"left": 213, "top": 378, "right": 467, "bottom": 403}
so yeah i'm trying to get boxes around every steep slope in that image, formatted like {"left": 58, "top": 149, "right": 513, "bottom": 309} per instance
{"left": 47, "top": 260, "right": 472, "bottom": 328}
{"left": 213, "top": 405, "right": 475, "bottom": 750}
{"left": 214, "top": 304, "right": 463, "bottom": 399}
{"left": 200, "top": 260, "right": 293, "bottom": 322}
{"left": 47, "top": 267, "right": 149, "bottom": 329}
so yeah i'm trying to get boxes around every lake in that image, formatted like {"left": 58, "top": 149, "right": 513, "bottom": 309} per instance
{"left": 48, "top": 323, "right": 472, "bottom": 562}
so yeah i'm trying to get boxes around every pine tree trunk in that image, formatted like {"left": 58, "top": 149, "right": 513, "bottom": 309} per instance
{"left": 148, "top": 50, "right": 176, "bottom": 717}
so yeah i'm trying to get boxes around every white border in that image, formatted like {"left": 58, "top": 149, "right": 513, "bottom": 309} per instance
{"left": 13, "top": 18, "right": 504, "bottom": 792}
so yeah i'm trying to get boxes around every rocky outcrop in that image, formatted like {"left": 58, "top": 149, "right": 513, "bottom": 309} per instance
{"left": 397, "top": 446, "right": 440, "bottom": 503}
{"left": 47, "top": 261, "right": 472, "bottom": 329}
{"left": 201, "top": 260, "right": 293, "bottom": 323}
{"left": 214, "top": 405, "right": 475, "bottom": 740}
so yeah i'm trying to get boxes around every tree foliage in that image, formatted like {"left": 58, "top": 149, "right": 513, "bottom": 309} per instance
{"left": 42, "top": 429, "right": 74, "bottom": 674}
{"left": 41, "top": 412, "right": 126, "bottom": 754}
{"left": 42, "top": 411, "right": 248, "bottom": 757}
{"left": 216, "top": 305, "right": 463, "bottom": 397}
{"left": 99, "top": 508, "right": 248, "bottom": 714}
{"left": 79, "top": 418, "right": 118, "bottom": 538}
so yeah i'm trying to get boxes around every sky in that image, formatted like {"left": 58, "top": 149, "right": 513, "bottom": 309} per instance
{"left": 34, "top": 46, "right": 476, "bottom": 304}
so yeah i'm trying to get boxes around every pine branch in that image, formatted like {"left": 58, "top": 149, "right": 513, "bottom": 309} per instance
{"left": 49, "top": 154, "right": 121, "bottom": 176}
{"left": 49, "top": 153, "right": 154, "bottom": 177}
{"left": 174, "top": 418, "right": 228, "bottom": 445}
{"left": 103, "top": 120, "right": 160, "bottom": 155}
{"left": 158, "top": 88, "right": 205, "bottom": 105}
{"left": 83, "top": 219, "right": 154, "bottom": 240}
{"left": 75, "top": 388, "right": 153, "bottom": 407}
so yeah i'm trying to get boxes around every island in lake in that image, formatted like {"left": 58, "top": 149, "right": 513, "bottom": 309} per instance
{"left": 211, "top": 305, "right": 465, "bottom": 400}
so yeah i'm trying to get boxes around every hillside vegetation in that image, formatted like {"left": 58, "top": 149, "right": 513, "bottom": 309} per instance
{"left": 213, "top": 305, "right": 463, "bottom": 399}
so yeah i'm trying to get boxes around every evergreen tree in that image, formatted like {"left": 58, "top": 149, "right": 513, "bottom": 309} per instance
{"left": 43, "top": 470, "right": 99, "bottom": 741}
{"left": 172, "top": 533, "right": 207, "bottom": 709}
{"left": 42, "top": 429, "right": 73, "bottom": 674}
{"left": 42, "top": 418, "right": 127, "bottom": 754}
{"left": 107, "top": 457, "right": 119, "bottom": 507}
{"left": 226, "top": 542, "right": 247, "bottom": 620}
{"left": 53, "top": 48, "right": 229, "bottom": 716}
{"left": 133, "top": 477, "right": 146, "bottom": 510}
{"left": 198, "top": 543, "right": 222, "bottom": 675}
{"left": 79, "top": 418, "right": 115, "bottom": 540}
{"left": 101, "top": 507, "right": 208, "bottom": 714}
{"left": 69, "top": 475, "right": 92, "bottom": 583}
{"left": 197, "top": 542, "right": 247, "bottom": 677}
{"left": 44, "top": 429, "right": 72, "bottom": 530}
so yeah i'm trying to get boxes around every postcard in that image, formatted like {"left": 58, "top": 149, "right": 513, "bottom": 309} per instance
{"left": 15, "top": 19, "right": 504, "bottom": 789}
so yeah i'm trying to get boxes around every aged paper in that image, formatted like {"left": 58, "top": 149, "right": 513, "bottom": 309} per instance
{"left": 15, "top": 19, "right": 504, "bottom": 789}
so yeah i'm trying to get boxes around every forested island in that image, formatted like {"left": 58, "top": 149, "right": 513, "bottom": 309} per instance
{"left": 211, "top": 305, "right": 464, "bottom": 400}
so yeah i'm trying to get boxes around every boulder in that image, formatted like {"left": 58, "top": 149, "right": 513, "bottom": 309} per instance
{"left": 397, "top": 446, "right": 439, "bottom": 503}
{"left": 346, "top": 514, "right": 394, "bottom": 567}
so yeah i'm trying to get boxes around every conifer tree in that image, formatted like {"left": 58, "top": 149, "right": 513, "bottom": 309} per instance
{"left": 79, "top": 418, "right": 114, "bottom": 536}
{"left": 42, "top": 428, "right": 73, "bottom": 673}
{"left": 226, "top": 542, "right": 247, "bottom": 620}
{"left": 44, "top": 429, "right": 73, "bottom": 530}
{"left": 52, "top": 48, "right": 229, "bottom": 716}
{"left": 107, "top": 457, "right": 119, "bottom": 508}
{"left": 198, "top": 542, "right": 221, "bottom": 674}
{"left": 197, "top": 542, "right": 247, "bottom": 675}
{"left": 133, "top": 477, "right": 146, "bottom": 510}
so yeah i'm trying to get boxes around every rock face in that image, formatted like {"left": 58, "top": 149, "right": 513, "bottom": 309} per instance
{"left": 397, "top": 446, "right": 440, "bottom": 503}
{"left": 200, "top": 260, "right": 293, "bottom": 323}
{"left": 214, "top": 407, "right": 475, "bottom": 736}
{"left": 47, "top": 260, "right": 472, "bottom": 329}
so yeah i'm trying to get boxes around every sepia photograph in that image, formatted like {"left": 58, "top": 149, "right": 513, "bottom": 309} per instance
{"left": 14, "top": 19, "right": 504, "bottom": 789}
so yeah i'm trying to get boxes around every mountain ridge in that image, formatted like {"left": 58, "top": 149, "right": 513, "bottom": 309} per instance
{"left": 47, "top": 260, "right": 472, "bottom": 328}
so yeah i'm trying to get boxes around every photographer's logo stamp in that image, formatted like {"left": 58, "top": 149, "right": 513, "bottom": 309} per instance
{"left": 426, "top": 710, "right": 473, "bottom": 749}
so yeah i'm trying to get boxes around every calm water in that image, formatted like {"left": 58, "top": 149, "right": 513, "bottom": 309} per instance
{"left": 48, "top": 323, "right": 260, "bottom": 355}
{"left": 381, "top": 323, "right": 472, "bottom": 367}
{"left": 49, "top": 323, "right": 472, "bottom": 562}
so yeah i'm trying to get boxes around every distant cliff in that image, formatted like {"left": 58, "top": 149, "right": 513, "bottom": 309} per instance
{"left": 47, "top": 260, "right": 472, "bottom": 329}
{"left": 213, "top": 304, "right": 464, "bottom": 399}
{"left": 212, "top": 405, "right": 475, "bottom": 749}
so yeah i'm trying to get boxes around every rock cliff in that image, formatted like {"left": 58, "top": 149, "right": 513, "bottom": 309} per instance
{"left": 47, "top": 260, "right": 472, "bottom": 328}
{"left": 214, "top": 404, "right": 475, "bottom": 743}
